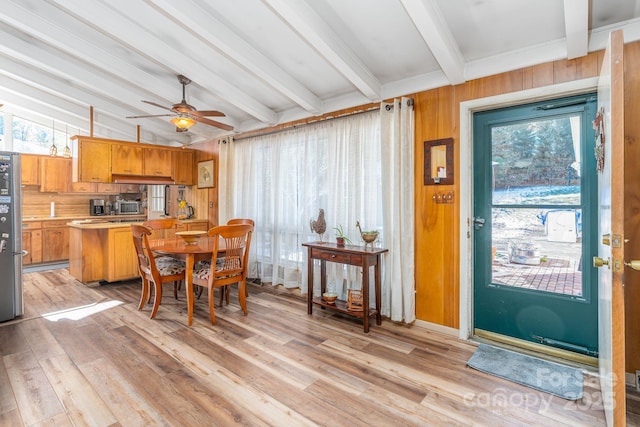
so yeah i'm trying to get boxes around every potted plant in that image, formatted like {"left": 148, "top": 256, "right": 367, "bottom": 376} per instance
{"left": 333, "top": 224, "right": 352, "bottom": 247}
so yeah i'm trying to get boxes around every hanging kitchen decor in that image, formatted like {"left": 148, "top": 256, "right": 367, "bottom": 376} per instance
{"left": 49, "top": 120, "right": 57, "bottom": 156}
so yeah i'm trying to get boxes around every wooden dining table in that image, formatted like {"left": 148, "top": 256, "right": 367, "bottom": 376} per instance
{"left": 148, "top": 236, "right": 222, "bottom": 326}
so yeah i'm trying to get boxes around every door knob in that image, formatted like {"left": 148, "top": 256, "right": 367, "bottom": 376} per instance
{"left": 473, "top": 217, "right": 485, "bottom": 230}
{"left": 593, "top": 256, "right": 610, "bottom": 268}
{"left": 625, "top": 260, "right": 640, "bottom": 271}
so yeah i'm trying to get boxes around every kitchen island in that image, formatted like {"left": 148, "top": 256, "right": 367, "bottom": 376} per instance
{"left": 68, "top": 220, "right": 144, "bottom": 284}
{"left": 68, "top": 219, "right": 209, "bottom": 285}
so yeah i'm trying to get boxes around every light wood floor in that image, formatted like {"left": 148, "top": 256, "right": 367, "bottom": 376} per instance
{"left": 0, "top": 268, "right": 629, "bottom": 426}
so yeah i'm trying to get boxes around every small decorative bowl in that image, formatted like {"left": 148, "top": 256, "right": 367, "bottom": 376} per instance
{"left": 361, "top": 231, "right": 378, "bottom": 244}
{"left": 322, "top": 292, "right": 338, "bottom": 304}
{"left": 175, "top": 230, "right": 206, "bottom": 244}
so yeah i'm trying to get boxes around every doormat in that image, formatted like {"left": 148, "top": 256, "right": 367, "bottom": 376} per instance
{"left": 467, "top": 344, "right": 583, "bottom": 400}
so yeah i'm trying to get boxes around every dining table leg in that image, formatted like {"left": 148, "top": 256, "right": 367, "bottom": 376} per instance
{"left": 185, "top": 254, "right": 195, "bottom": 326}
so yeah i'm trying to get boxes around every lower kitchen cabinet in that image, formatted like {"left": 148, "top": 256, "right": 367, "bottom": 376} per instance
{"left": 187, "top": 221, "right": 208, "bottom": 232}
{"left": 23, "top": 220, "right": 69, "bottom": 265}
{"left": 106, "top": 227, "right": 139, "bottom": 282}
{"left": 42, "top": 221, "right": 69, "bottom": 263}
{"left": 22, "top": 228, "right": 43, "bottom": 265}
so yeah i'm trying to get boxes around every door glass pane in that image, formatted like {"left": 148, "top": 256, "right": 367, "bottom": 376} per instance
{"left": 492, "top": 115, "right": 581, "bottom": 205}
{"left": 490, "top": 114, "right": 583, "bottom": 297}
{"left": 491, "top": 207, "right": 583, "bottom": 297}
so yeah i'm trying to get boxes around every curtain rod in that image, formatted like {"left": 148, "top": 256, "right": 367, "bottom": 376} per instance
{"left": 232, "top": 97, "right": 413, "bottom": 142}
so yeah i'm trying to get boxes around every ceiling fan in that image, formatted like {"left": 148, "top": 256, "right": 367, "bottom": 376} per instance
{"left": 127, "top": 74, "right": 233, "bottom": 132}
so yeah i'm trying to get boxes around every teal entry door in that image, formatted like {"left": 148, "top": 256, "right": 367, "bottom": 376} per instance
{"left": 473, "top": 94, "right": 598, "bottom": 357}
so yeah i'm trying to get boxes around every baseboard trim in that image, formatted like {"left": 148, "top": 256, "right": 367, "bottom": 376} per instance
{"left": 413, "top": 319, "right": 459, "bottom": 337}
{"left": 23, "top": 262, "right": 69, "bottom": 273}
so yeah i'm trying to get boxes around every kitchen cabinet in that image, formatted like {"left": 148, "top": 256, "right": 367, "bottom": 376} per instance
{"left": 187, "top": 221, "right": 208, "bottom": 232}
{"left": 172, "top": 150, "right": 194, "bottom": 185}
{"left": 111, "top": 143, "right": 143, "bottom": 176}
{"left": 107, "top": 227, "right": 139, "bottom": 282}
{"left": 70, "top": 136, "right": 196, "bottom": 185}
{"left": 72, "top": 138, "right": 111, "bottom": 182}
{"left": 21, "top": 154, "right": 40, "bottom": 185}
{"left": 97, "top": 183, "right": 119, "bottom": 193}
{"left": 144, "top": 147, "right": 172, "bottom": 177}
{"left": 69, "top": 181, "right": 97, "bottom": 193}
{"left": 22, "top": 221, "right": 43, "bottom": 265}
{"left": 39, "top": 157, "right": 70, "bottom": 193}
{"left": 42, "top": 220, "right": 69, "bottom": 262}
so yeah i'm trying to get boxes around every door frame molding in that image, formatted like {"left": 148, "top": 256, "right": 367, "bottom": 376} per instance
{"left": 458, "top": 77, "right": 599, "bottom": 340}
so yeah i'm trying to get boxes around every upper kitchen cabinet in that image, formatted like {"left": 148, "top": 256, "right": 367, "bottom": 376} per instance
{"left": 72, "top": 137, "right": 111, "bottom": 182}
{"left": 39, "top": 156, "right": 70, "bottom": 192}
{"left": 21, "top": 154, "right": 40, "bottom": 185}
{"left": 69, "top": 136, "right": 196, "bottom": 184}
{"left": 172, "top": 150, "right": 194, "bottom": 185}
{"left": 144, "top": 147, "right": 172, "bottom": 177}
{"left": 111, "top": 143, "right": 143, "bottom": 176}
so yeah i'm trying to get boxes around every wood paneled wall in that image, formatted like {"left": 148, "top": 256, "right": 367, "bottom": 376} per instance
{"left": 409, "top": 42, "right": 640, "bottom": 372}
{"left": 189, "top": 140, "right": 219, "bottom": 230}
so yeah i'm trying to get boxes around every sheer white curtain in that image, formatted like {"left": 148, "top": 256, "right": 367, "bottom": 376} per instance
{"left": 380, "top": 97, "right": 415, "bottom": 323}
{"left": 220, "top": 111, "right": 382, "bottom": 297}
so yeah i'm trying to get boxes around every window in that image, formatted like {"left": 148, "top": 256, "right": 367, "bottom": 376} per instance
{"left": 148, "top": 185, "right": 167, "bottom": 219}
{"left": 2, "top": 114, "right": 76, "bottom": 155}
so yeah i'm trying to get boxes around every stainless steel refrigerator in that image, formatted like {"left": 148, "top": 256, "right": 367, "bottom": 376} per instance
{"left": 0, "top": 152, "right": 23, "bottom": 322}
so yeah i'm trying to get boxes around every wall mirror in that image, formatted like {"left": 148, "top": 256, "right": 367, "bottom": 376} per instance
{"left": 424, "top": 137, "right": 454, "bottom": 185}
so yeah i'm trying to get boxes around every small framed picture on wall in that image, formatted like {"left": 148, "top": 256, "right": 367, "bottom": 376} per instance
{"left": 197, "top": 160, "right": 215, "bottom": 188}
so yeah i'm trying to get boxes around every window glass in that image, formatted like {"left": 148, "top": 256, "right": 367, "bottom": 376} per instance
{"left": 12, "top": 116, "right": 73, "bottom": 155}
{"left": 148, "top": 185, "right": 166, "bottom": 218}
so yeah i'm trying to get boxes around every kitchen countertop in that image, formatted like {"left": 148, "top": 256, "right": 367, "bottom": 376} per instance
{"left": 23, "top": 215, "right": 146, "bottom": 223}
{"left": 66, "top": 217, "right": 207, "bottom": 229}
{"left": 67, "top": 220, "right": 145, "bottom": 229}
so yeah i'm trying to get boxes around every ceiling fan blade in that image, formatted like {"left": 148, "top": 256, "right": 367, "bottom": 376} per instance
{"left": 191, "top": 110, "right": 225, "bottom": 117}
{"left": 194, "top": 116, "right": 234, "bottom": 131}
{"left": 142, "top": 100, "right": 173, "bottom": 111}
{"left": 126, "top": 114, "right": 175, "bottom": 119}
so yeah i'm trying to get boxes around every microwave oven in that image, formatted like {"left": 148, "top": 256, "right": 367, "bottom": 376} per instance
{"left": 117, "top": 201, "right": 141, "bottom": 215}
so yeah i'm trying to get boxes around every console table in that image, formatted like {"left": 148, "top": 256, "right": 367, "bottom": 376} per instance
{"left": 302, "top": 242, "right": 388, "bottom": 333}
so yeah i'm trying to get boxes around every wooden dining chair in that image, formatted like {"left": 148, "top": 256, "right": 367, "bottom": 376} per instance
{"left": 143, "top": 218, "right": 183, "bottom": 239}
{"left": 131, "top": 224, "right": 186, "bottom": 319}
{"left": 143, "top": 218, "right": 184, "bottom": 299}
{"left": 192, "top": 224, "right": 253, "bottom": 324}
{"left": 222, "top": 218, "right": 255, "bottom": 303}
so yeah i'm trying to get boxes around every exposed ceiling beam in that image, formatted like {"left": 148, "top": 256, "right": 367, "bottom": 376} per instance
{"left": 50, "top": 0, "right": 278, "bottom": 125}
{"left": 564, "top": 0, "right": 589, "bottom": 59}
{"left": 400, "top": 0, "right": 465, "bottom": 85}
{"left": 0, "top": 27, "right": 190, "bottom": 144}
{"left": 262, "top": 0, "right": 381, "bottom": 101}
{"left": 0, "top": 0, "right": 230, "bottom": 140}
{"left": 147, "top": 0, "right": 322, "bottom": 115}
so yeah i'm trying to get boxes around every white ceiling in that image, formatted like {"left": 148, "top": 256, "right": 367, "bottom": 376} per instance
{"left": 1, "top": 0, "right": 640, "bottom": 147}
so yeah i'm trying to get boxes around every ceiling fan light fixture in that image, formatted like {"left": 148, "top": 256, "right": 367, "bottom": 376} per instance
{"left": 170, "top": 115, "right": 196, "bottom": 130}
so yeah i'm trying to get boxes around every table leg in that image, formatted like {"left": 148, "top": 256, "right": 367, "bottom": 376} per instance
{"left": 362, "top": 260, "right": 370, "bottom": 333}
{"left": 185, "top": 254, "right": 195, "bottom": 326}
{"left": 374, "top": 256, "right": 382, "bottom": 326}
{"left": 307, "top": 251, "right": 313, "bottom": 315}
